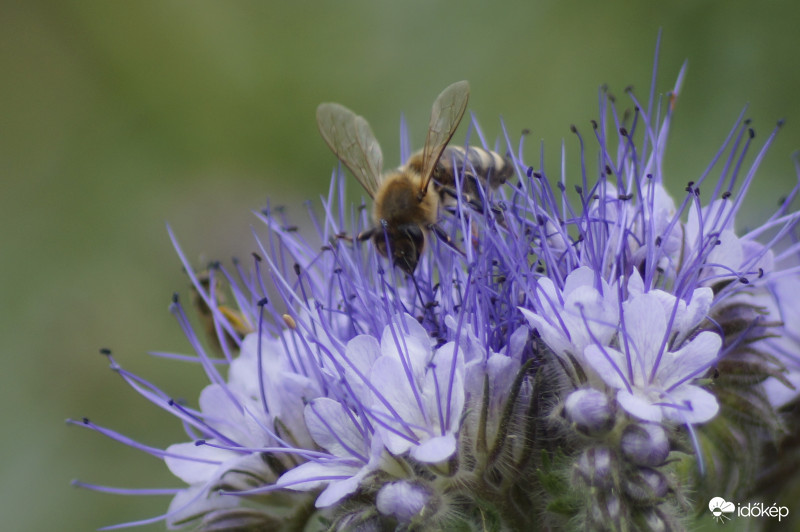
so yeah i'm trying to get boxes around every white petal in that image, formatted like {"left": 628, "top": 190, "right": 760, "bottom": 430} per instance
{"left": 370, "top": 356, "right": 417, "bottom": 456}
{"left": 663, "top": 385, "right": 719, "bottom": 424}
{"left": 165, "top": 442, "right": 234, "bottom": 485}
{"left": 429, "top": 341, "right": 466, "bottom": 432}
{"left": 277, "top": 460, "right": 360, "bottom": 492}
{"left": 345, "top": 334, "right": 382, "bottom": 375}
{"left": 166, "top": 485, "right": 239, "bottom": 530}
{"left": 315, "top": 473, "right": 364, "bottom": 508}
{"left": 659, "top": 331, "right": 721, "bottom": 389}
{"left": 563, "top": 266, "right": 596, "bottom": 295}
{"left": 583, "top": 344, "right": 628, "bottom": 389}
{"left": 617, "top": 390, "right": 663, "bottom": 422}
{"left": 622, "top": 293, "right": 667, "bottom": 381}
{"left": 381, "top": 314, "right": 432, "bottom": 383}
{"left": 409, "top": 434, "right": 457, "bottom": 463}
{"left": 519, "top": 307, "right": 571, "bottom": 358}
{"left": 304, "top": 398, "right": 365, "bottom": 459}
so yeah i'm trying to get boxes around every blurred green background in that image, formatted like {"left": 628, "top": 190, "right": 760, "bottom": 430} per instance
{"left": 2, "top": 1, "right": 799, "bottom": 530}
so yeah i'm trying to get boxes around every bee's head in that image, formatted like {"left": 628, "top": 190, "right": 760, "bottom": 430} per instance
{"left": 373, "top": 221, "right": 425, "bottom": 274}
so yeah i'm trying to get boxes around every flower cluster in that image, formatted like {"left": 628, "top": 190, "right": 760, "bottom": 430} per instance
{"left": 72, "top": 46, "right": 800, "bottom": 531}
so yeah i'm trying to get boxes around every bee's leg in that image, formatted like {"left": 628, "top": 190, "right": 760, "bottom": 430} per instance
{"left": 356, "top": 227, "right": 376, "bottom": 241}
{"left": 440, "top": 184, "right": 481, "bottom": 210}
{"left": 439, "top": 184, "right": 506, "bottom": 229}
{"left": 429, "top": 223, "right": 466, "bottom": 257}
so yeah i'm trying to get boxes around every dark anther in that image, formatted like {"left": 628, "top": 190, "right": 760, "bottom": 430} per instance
{"left": 618, "top": 193, "right": 633, "bottom": 201}
{"left": 83, "top": 417, "right": 90, "bottom": 424}
{"left": 646, "top": 173, "right": 653, "bottom": 179}
{"left": 605, "top": 165, "right": 613, "bottom": 175}
{"left": 694, "top": 187, "right": 701, "bottom": 196}
{"left": 655, "top": 236, "right": 662, "bottom": 246}
{"left": 748, "top": 128, "right": 755, "bottom": 139}
{"left": 251, "top": 252, "right": 262, "bottom": 262}
{"left": 619, "top": 127, "right": 628, "bottom": 137}
{"left": 526, "top": 167, "right": 533, "bottom": 178}
{"left": 591, "top": 119, "right": 598, "bottom": 130}
{"left": 533, "top": 172, "right": 543, "bottom": 179}
{"left": 195, "top": 440, "right": 206, "bottom": 446}
{"left": 283, "top": 225, "right": 298, "bottom": 232}
{"left": 536, "top": 215, "right": 545, "bottom": 226}
{"left": 557, "top": 182, "right": 566, "bottom": 191}
{"left": 521, "top": 128, "right": 531, "bottom": 135}
{"left": 99, "top": 348, "right": 112, "bottom": 356}
{"left": 334, "top": 268, "right": 343, "bottom": 274}
{"left": 739, "top": 277, "right": 749, "bottom": 284}
{"left": 293, "top": 263, "right": 301, "bottom": 276}
{"left": 575, "top": 185, "right": 583, "bottom": 194}
{"left": 321, "top": 245, "right": 332, "bottom": 251}
{"left": 758, "top": 268, "right": 765, "bottom": 278}
{"left": 624, "top": 84, "right": 634, "bottom": 93}
{"left": 722, "top": 191, "right": 731, "bottom": 200}
{"left": 570, "top": 124, "right": 578, "bottom": 133}
{"left": 257, "top": 297, "right": 269, "bottom": 307}
{"left": 172, "top": 292, "right": 179, "bottom": 303}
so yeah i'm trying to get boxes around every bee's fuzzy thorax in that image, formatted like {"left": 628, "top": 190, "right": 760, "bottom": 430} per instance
{"left": 372, "top": 170, "right": 439, "bottom": 227}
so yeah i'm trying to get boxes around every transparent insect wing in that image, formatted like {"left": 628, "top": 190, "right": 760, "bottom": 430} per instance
{"left": 317, "top": 102, "right": 384, "bottom": 198}
{"left": 419, "top": 80, "right": 470, "bottom": 196}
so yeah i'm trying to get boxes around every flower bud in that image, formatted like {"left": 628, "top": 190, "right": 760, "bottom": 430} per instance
{"left": 574, "top": 446, "right": 614, "bottom": 488}
{"left": 376, "top": 481, "right": 432, "bottom": 523}
{"left": 620, "top": 422, "right": 670, "bottom": 467}
{"left": 623, "top": 467, "right": 668, "bottom": 503}
{"left": 587, "top": 493, "right": 621, "bottom": 528}
{"left": 564, "top": 389, "right": 614, "bottom": 434}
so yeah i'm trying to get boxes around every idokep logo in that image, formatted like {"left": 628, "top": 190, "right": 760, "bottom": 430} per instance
{"left": 708, "top": 496, "right": 790, "bottom": 524}
{"left": 708, "top": 497, "right": 735, "bottom": 523}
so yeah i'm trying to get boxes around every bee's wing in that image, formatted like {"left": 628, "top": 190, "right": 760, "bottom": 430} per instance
{"left": 317, "top": 102, "right": 383, "bottom": 199}
{"left": 418, "top": 80, "right": 470, "bottom": 197}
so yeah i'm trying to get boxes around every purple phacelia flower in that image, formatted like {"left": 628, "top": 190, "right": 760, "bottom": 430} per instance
{"left": 71, "top": 37, "right": 800, "bottom": 531}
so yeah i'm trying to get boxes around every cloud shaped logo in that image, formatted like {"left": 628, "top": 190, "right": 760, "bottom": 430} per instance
{"left": 709, "top": 497, "right": 736, "bottom": 523}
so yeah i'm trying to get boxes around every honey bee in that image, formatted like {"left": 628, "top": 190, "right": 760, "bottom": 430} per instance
{"left": 317, "top": 80, "right": 512, "bottom": 274}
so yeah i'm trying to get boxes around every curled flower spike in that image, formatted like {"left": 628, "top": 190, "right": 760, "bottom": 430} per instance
{"left": 72, "top": 37, "right": 800, "bottom": 531}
